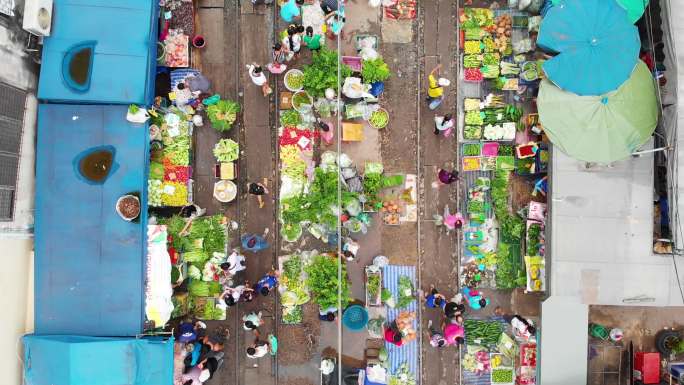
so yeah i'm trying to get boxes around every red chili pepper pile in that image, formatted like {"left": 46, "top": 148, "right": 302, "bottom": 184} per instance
{"left": 164, "top": 165, "right": 190, "bottom": 182}
{"left": 279, "top": 127, "right": 318, "bottom": 148}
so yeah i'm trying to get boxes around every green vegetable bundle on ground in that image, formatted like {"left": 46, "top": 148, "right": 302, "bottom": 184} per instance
{"left": 303, "top": 47, "right": 352, "bottom": 96}
{"left": 396, "top": 275, "right": 415, "bottom": 308}
{"left": 305, "top": 254, "right": 351, "bottom": 309}
{"left": 464, "top": 319, "right": 504, "bottom": 346}
{"left": 213, "top": 139, "right": 239, "bottom": 162}
{"left": 207, "top": 100, "right": 240, "bottom": 132}
{"left": 361, "top": 57, "right": 391, "bottom": 84}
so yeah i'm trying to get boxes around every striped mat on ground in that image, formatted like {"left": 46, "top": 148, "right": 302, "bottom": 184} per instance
{"left": 382, "top": 265, "right": 418, "bottom": 380}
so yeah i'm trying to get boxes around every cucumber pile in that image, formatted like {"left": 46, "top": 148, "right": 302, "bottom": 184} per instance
{"left": 464, "top": 319, "right": 504, "bottom": 346}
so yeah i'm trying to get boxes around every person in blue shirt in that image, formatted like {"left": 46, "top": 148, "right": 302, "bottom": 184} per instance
{"left": 462, "top": 287, "right": 490, "bottom": 310}
{"left": 424, "top": 284, "right": 446, "bottom": 309}
{"left": 280, "top": 0, "right": 303, "bottom": 23}
{"left": 254, "top": 270, "right": 279, "bottom": 296}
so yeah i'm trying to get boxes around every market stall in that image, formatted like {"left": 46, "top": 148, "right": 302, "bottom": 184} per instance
{"left": 382, "top": 265, "right": 418, "bottom": 384}
{"left": 458, "top": 3, "right": 549, "bottom": 292}
{"left": 461, "top": 317, "right": 537, "bottom": 385}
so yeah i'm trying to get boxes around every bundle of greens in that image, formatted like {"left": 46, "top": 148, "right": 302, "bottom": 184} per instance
{"left": 361, "top": 57, "right": 391, "bottom": 84}
{"left": 491, "top": 171, "right": 525, "bottom": 289}
{"left": 207, "top": 100, "right": 240, "bottom": 132}
{"left": 396, "top": 275, "right": 415, "bottom": 308}
{"left": 213, "top": 139, "right": 240, "bottom": 162}
{"left": 303, "top": 47, "right": 352, "bottom": 97}
{"left": 527, "top": 223, "right": 542, "bottom": 256}
{"left": 304, "top": 254, "right": 351, "bottom": 309}
{"left": 281, "top": 168, "right": 359, "bottom": 229}
{"left": 367, "top": 273, "right": 381, "bottom": 298}
{"left": 363, "top": 172, "right": 382, "bottom": 202}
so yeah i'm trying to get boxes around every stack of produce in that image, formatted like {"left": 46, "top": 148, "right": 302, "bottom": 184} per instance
{"left": 161, "top": 215, "right": 228, "bottom": 319}
{"left": 280, "top": 254, "right": 310, "bottom": 324}
{"left": 149, "top": 108, "right": 194, "bottom": 207}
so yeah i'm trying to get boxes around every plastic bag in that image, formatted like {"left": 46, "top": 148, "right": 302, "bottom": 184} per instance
{"left": 342, "top": 77, "right": 373, "bottom": 99}
{"left": 339, "top": 153, "right": 353, "bottom": 168}
{"left": 341, "top": 167, "right": 357, "bottom": 180}
{"left": 321, "top": 151, "right": 338, "bottom": 165}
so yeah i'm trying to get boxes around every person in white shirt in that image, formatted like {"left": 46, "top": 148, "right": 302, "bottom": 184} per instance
{"left": 220, "top": 251, "right": 246, "bottom": 276}
{"left": 434, "top": 114, "right": 454, "bottom": 136}
{"left": 247, "top": 63, "right": 272, "bottom": 96}
{"left": 246, "top": 339, "right": 269, "bottom": 358}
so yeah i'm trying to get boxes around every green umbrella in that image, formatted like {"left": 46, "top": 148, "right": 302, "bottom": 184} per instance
{"left": 616, "top": 0, "right": 649, "bottom": 23}
{"left": 550, "top": 0, "right": 648, "bottom": 24}
{"left": 537, "top": 60, "right": 657, "bottom": 163}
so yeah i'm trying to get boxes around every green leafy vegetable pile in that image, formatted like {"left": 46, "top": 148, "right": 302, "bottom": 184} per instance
{"left": 281, "top": 168, "right": 358, "bottom": 228}
{"left": 527, "top": 223, "right": 542, "bottom": 256}
{"left": 396, "top": 275, "right": 415, "bottom": 308}
{"left": 363, "top": 172, "right": 382, "bottom": 202}
{"left": 280, "top": 110, "right": 301, "bottom": 127}
{"left": 304, "top": 254, "right": 351, "bottom": 310}
{"left": 367, "top": 273, "right": 381, "bottom": 297}
{"left": 491, "top": 171, "right": 526, "bottom": 289}
{"left": 207, "top": 100, "right": 240, "bottom": 132}
{"left": 361, "top": 57, "right": 391, "bottom": 84}
{"left": 303, "top": 47, "right": 352, "bottom": 97}
{"left": 213, "top": 139, "right": 240, "bottom": 162}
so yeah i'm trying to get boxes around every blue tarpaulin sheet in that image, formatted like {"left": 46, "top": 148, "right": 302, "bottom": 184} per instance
{"left": 37, "top": 0, "right": 158, "bottom": 104}
{"left": 23, "top": 335, "right": 173, "bottom": 385}
{"left": 34, "top": 104, "right": 149, "bottom": 336}
{"left": 383, "top": 265, "right": 418, "bottom": 381}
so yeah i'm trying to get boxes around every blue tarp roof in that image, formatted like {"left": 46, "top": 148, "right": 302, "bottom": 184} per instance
{"left": 37, "top": 0, "right": 158, "bottom": 104}
{"left": 23, "top": 335, "right": 174, "bottom": 385}
{"left": 34, "top": 104, "right": 149, "bottom": 336}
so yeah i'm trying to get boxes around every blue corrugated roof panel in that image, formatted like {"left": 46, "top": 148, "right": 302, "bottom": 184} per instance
{"left": 37, "top": 0, "right": 158, "bottom": 104}
{"left": 23, "top": 335, "right": 174, "bottom": 385}
{"left": 34, "top": 104, "right": 149, "bottom": 336}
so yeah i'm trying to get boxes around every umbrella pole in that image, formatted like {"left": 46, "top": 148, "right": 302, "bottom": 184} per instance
{"left": 631, "top": 146, "right": 672, "bottom": 157}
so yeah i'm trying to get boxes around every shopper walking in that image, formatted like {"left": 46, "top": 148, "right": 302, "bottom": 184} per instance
{"left": 243, "top": 311, "right": 265, "bottom": 332}
{"left": 241, "top": 228, "right": 270, "bottom": 253}
{"left": 424, "top": 284, "right": 446, "bottom": 309}
{"left": 426, "top": 64, "right": 450, "bottom": 110}
{"left": 247, "top": 63, "right": 272, "bottom": 97}
{"left": 434, "top": 168, "right": 458, "bottom": 188}
{"left": 247, "top": 178, "right": 269, "bottom": 208}
{"left": 434, "top": 114, "right": 454, "bottom": 136}
{"left": 279, "top": 0, "right": 303, "bottom": 23}
{"left": 254, "top": 269, "right": 279, "bottom": 296}
{"left": 427, "top": 320, "right": 447, "bottom": 348}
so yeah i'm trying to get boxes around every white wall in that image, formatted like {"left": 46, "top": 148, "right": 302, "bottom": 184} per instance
{"left": 540, "top": 296, "right": 589, "bottom": 385}
{"left": 0, "top": 7, "right": 38, "bottom": 385}
{"left": 0, "top": 238, "right": 34, "bottom": 385}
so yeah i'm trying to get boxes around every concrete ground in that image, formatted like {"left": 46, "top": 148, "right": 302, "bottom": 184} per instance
{"left": 190, "top": 1, "right": 546, "bottom": 385}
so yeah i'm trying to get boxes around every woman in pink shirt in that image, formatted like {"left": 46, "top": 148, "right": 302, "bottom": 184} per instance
{"left": 443, "top": 321, "right": 465, "bottom": 346}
